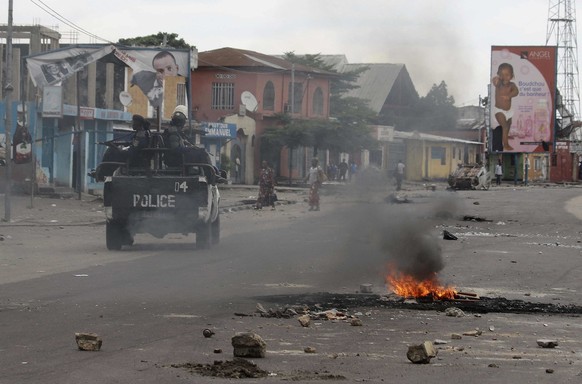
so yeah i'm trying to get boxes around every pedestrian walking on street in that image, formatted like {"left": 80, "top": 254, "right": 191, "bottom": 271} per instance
{"left": 338, "top": 159, "right": 348, "bottom": 181}
{"left": 495, "top": 159, "right": 503, "bottom": 186}
{"left": 305, "top": 158, "right": 324, "bottom": 211}
{"left": 255, "top": 160, "right": 276, "bottom": 210}
{"left": 349, "top": 161, "right": 358, "bottom": 182}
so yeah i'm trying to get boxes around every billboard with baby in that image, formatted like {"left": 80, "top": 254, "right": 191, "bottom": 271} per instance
{"left": 490, "top": 46, "right": 557, "bottom": 153}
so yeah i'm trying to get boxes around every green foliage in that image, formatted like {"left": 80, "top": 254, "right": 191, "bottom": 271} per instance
{"left": 403, "top": 81, "right": 458, "bottom": 131}
{"left": 283, "top": 51, "right": 367, "bottom": 107}
{"left": 279, "top": 52, "right": 379, "bottom": 153}
{"left": 117, "top": 33, "right": 190, "bottom": 49}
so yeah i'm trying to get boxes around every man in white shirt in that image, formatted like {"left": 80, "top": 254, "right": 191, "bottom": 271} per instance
{"left": 495, "top": 160, "right": 503, "bottom": 186}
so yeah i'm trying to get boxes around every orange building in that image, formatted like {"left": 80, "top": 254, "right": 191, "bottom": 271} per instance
{"left": 191, "top": 47, "right": 335, "bottom": 184}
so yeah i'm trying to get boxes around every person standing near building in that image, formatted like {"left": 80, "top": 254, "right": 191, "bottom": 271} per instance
{"left": 395, "top": 160, "right": 405, "bottom": 191}
{"left": 255, "top": 160, "right": 276, "bottom": 210}
{"left": 306, "top": 158, "right": 324, "bottom": 211}
{"left": 349, "top": 161, "right": 358, "bottom": 182}
{"left": 338, "top": 159, "right": 348, "bottom": 181}
{"left": 495, "top": 159, "right": 503, "bottom": 186}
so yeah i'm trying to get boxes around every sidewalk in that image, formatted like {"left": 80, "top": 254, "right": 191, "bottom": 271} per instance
{"left": 1, "top": 178, "right": 570, "bottom": 227}
{"left": 0, "top": 184, "right": 305, "bottom": 227}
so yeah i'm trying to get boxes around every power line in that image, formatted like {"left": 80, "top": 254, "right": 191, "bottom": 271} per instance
{"left": 29, "top": 0, "right": 114, "bottom": 44}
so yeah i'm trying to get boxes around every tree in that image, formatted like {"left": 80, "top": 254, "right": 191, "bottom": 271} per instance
{"left": 281, "top": 52, "right": 379, "bottom": 154}
{"left": 406, "top": 81, "right": 458, "bottom": 132}
{"left": 262, "top": 115, "right": 312, "bottom": 185}
{"left": 117, "top": 33, "right": 190, "bottom": 49}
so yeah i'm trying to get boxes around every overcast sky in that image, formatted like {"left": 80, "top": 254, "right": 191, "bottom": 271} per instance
{"left": 6, "top": 0, "right": 574, "bottom": 106}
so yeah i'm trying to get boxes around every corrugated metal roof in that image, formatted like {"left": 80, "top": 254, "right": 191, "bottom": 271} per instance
{"left": 394, "top": 130, "right": 482, "bottom": 145}
{"left": 342, "top": 63, "right": 405, "bottom": 113}
{"left": 318, "top": 55, "right": 406, "bottom": 114}
{"left": 198, "top": 47, "right": 335, "bottom": 75}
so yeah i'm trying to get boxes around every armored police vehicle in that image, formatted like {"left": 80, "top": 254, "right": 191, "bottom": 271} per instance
{"left": 90, "top": 110, "right": 224, "bottom": 250}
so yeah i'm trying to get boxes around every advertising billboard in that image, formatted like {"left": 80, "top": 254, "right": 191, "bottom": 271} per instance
{"left": 26, "top": 45, "right": 190, "bottom": 109}
{"left": 490, "top": 46, "right": 557, "bottom": 153}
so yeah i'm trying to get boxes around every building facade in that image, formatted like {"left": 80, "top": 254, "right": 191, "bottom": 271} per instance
{"left": 191, "top": 47, "right": 335, "bottom": 183}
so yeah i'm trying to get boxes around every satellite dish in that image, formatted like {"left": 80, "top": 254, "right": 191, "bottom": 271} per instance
{"left": 241, "top": 91, "right": 258, "bottom": 112}
{"left": 119, "top": 91, "right": 133, "bottom": 107}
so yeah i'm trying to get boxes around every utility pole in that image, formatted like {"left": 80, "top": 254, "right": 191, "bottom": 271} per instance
{"left": 3, "top": 0, "right": 14, "bottom": 222}
{"left": 546, "top": 0, "right": 581, "bottom": 139}
{"left": 291, "top": 63, "right": 295, "bottom": 114}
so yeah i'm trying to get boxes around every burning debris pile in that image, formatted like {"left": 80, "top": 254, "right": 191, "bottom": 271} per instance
{"left": 386, "top": 269, "right": 457, "bottom": 300}
{"left": 378, "top": 215, "right": 459, "bottom": 301}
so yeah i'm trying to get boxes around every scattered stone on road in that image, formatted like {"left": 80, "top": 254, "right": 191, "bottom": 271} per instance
{"left": 298, "top": 314, "right": 311, "bottom": 327}
{"left": 232, "top": 332, "right": 266, "bottom": 358}
{"left": 537, "top": 339, "right": 559, "bottom": 348}
{"left": 75, "top": 332, "right": 102, "bottom": 351}
{"left": 407, "top": 341, "right": 437, "bottom": 364}
{"left": 445, "top": 307, "right": 465, "bottom": 317}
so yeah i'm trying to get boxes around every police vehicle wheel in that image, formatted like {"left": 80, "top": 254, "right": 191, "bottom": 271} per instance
{"left": 211, "top": 216, "right": 220, "bottom": 245}
{"left": 106, "top": 221, "right": 123, "bottom": 251}
{"left": 197, "top": 222, "right": 212, "bottom": 249}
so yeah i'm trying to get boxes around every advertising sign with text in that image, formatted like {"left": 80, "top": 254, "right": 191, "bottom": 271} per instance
{"left": 490, "top": 46, "right": 557, "bottom": 153}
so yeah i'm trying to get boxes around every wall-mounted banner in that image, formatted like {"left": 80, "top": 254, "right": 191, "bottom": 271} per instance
{"left": 490, "top": 46, "right": 557, "bottom": 153}
{"left": 26, "top": 45, "right": 190, "bottom": 109}
{"left": 42, "top": 86, "right": 63, "bottom": 118}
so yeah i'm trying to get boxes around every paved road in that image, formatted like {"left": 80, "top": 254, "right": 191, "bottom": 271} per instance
{"left": 1, "top": 180, "right": 582, "bottom": 383}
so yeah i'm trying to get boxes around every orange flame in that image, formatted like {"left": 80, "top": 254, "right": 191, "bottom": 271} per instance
{"left": 386, "top": 270, "right": 457, "bottom": 300}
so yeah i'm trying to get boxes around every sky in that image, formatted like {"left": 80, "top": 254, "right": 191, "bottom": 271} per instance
{"left": 3, "top": 0, "right": 573, "bottom": 107}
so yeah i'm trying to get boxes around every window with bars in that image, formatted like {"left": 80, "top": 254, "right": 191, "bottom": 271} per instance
{"left": 212, "top": 82, "right": 235, "bottom": 110}
{"left": 287, "top": 82, "right": 303, "bottom": 113}
{"left": 263, "top": 81, "right": 275, "bottom": 111}
{"left": 177, "top": 83, "right": 186, "bottom": 106}
{"left": 312, "top": 87, "right": 323, "bottom": 115}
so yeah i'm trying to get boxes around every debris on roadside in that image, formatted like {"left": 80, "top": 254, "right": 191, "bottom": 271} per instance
{"left": 75, "top": 332, "right": 102, "bottom": 351}
{"left": 350, "top": 318, "right": 363, "bottom": 326}
{"left": 297, "top": 314, "right": 311, "bottom": 327}
{"left": 407, "top": 341, "right": 437, "bottom": 364}
{"left": 172, "top": 359, "right": 269, "bottom": 379}
{"left": 255, "top": 303, "right": 301, "bottom": 319}
{"left": 537, "top": 339, "right": 559, "bottom": 348}
{"left": 385, "top": 193, "right": 412, "bottom": 204}
{"left": 462, "top": 329, "right": 483, "bottom": 337}
{"left": 444, "top": 307, "right": 465, "bottom": 317}
{"left": 462, "top": 215, "right": 493, "bottom": 222}
{"left": 232, "top": 332, "right": 266, "bottom": 358}
{"left": 451, "top": 333, "right": 463, "bottom": 340}
{"left": 303, "top": 346, "right": 317, "bottom": 353}
{"left": 203, "top": 329, "right": 215, "bottom": 338}
{"left": 443, "top": 230, "right": 458, "bottom": 240}
{"left": 359, "top": 283, "right": 373, "bottom": 293}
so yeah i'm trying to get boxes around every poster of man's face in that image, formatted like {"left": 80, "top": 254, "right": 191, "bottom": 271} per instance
{"left": 128, "top": 49, "right": 189, "bottom": 108}
{"left": 41, "top": 61, "right": 70, "bottom": 84}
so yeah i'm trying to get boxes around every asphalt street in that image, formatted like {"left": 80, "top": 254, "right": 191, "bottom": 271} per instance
{"left": 1, "top": 179, "right": 582, "bottom": 383}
